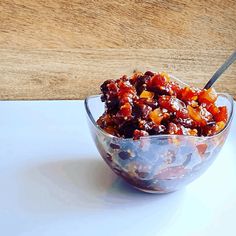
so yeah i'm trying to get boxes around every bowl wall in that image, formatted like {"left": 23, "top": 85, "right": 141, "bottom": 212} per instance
{"left": 85, "top": 88, "right": 234, "bottom": 193}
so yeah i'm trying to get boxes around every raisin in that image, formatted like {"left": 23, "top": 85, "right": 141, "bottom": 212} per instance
{"left": 106, "top": 153, "right": 113, "bottom": 162}
{"left": 144, "top": 71, "right": 155, "bottom": 77}
{"left": 110, "top": 143, "right": 120, "bottom": 149}
{"left": 118, "top": 151, "right": 131, "bottom": 160}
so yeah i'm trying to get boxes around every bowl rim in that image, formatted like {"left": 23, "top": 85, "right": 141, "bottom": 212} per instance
{"left": 84, "top": 75, "right": 234, "bottom": 141}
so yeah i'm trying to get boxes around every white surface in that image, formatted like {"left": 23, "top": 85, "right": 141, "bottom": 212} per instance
{"left": 0, "top": 100, "right": 236, "bottom": 236}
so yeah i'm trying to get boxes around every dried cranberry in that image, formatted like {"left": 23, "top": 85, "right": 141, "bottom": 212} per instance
{"left": 133, "top": 129, "right": 149, "bottom": 140}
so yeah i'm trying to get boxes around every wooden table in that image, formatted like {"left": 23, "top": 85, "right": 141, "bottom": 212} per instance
{"left": 0, "top": 0, "right": 235, "bottom": 100}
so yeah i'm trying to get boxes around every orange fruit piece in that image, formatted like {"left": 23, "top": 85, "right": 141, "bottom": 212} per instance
{"left": 187, "top": 105, "right": 204, "bottom": 124}
{"left": 140, "top": 90, "right": 154, "bottom": 99}
{"left": 198, "top": 88, "right": 217, "bottom": 103}
{"left": 149, "top": 108, "right": 163, "bottom": 125}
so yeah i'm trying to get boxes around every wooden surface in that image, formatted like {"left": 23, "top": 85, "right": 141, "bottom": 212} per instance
{"left": 0, "top": 0, "right": 235, "bottom": 100}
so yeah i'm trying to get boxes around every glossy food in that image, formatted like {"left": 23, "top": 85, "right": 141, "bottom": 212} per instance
{"left": 97, "top": 71, "right": 228, "bottom": 139}
{"left": 85, "top": 73, "right": 234, "bottom": 193}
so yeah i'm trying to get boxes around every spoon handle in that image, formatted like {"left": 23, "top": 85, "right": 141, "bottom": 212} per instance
{"left": 204, "top": 51, "right": 236, "bottom": 89}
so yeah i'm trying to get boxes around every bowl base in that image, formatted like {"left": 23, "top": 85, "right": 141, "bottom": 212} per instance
{"left": 133, "top": 186, "right": 176, "bottom": 194}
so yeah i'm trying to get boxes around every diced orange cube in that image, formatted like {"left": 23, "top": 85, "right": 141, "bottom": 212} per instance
{"left": 188, "top": 128, "right": 198, "bottom": 136}
{"left": 140, "top": 90, "right": 154, "bottom": 99}
{"left": 205, "top": 103, "right": 219, "bottom": 116}
{"left": 216, "top": 121, "right": 226, "bottom": 132}
{"left": 149, "top": 108, "right": 163, "bottom": 125}
{"left": 187, "top": 105, "right": 204, "bottom": 124}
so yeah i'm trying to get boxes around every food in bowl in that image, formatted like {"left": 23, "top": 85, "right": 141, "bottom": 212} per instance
{"left": 97, "top": 71, "right": 227, "bottom": 139}
{"left": 85, "top": 72, "right": 234, "bottom": 193}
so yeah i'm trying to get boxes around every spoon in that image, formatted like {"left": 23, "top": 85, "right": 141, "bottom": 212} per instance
{"left": 204, "top": 51, "right": 236, "bottom": 89}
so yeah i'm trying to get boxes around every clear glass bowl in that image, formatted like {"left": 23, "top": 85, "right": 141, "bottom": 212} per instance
{"left": 84, "top": 78, "right": 234, "bottom": 193}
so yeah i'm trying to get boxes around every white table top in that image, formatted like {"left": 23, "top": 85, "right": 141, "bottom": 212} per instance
{"left": 0, "top": 100, "right": 236, "bottom": 236}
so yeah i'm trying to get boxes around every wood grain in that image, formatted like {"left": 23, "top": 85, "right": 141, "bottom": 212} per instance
{"left": 0, "top": 0, "right": 235, "bottom": 100}
{"left": 0, "top": 49, "right": 235, "bottom": 100}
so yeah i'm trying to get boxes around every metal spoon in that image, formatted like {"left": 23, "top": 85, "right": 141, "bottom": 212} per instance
{"left": 204, "top": 51, "right": 236, "bottom": 89}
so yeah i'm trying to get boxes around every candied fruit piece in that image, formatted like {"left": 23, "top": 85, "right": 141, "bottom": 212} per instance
{"left": 158, "top": 95, "right": 172, "bottom": 111}
{"left": 149, "top": 108, "right": 163, "bottom": 125}
{"left": 130, "top": 72, "right": 143, "bottom": 84}
{"left": 148, "top": 73, "right": 168, "bottom": 88}
{"left": 117, "top": 102, "right": 132, "bottom": 119}
{"left": 173, "top": 117, "right": 196, "bottom": 128}
{"left": 159, "top": 96, "right": 186, "bottom": 112}
{"left": 187, "top": 128, "right": 198, "bottom": 136}
{"left": 133, "top": 129, "right": 149, "bottom": 140}
{"left": 187, "top": 105, "right": 206, "bottom": 126}
{"left": 157, "top": 166, "right": 187, "bottom": 179}
{"left": 216, "top": 121, "right": 226, "bottom": 132}
{"left": 204, "top": 103, "right": 219, "bottom": 116}
{"left": 187, "top": 105, "right": 201, "bottom": 122}
{"left": 151, "top": 124, "right": 166, "bottom": 134}
{"left": 168, "top": 123, "right": 183, "bottom": 135}
{"left": 180, "top": 87, "right": 198, "bottom": 101}
{"left": 176, "top": 108, "right": 189, "bottom": 119}
{"left": 165, "top": 81, "right": 181, "bottom": 96}
{"left": 140, "top": 90, "right": 154, "bottom": 99}
{"left": 196, "top": 144, "right": 207, "bottom": 157}
{"left": 138, "top": 120, "right": 166, "bottom": 135}
{"left": 201, "top": 122, "right": 219, "bottom": 136}
{"left": 104, "top": 126, "right": 117, "bottom": 135}
{"left": 141, "top": 98, "right": 158, "bottom": 109}
{"left": 199, "top": 106, "right": 213, "bottom": 121}
{"left": 107, "top": 82, "right": 119, "bottom": 93}
{"left": 118, "top": 83, "right": 136, "bottom": 104}
{"left": 97, "top": 113, "right": 114, "bottom": 128}
{"left": 160, "top": 72, "right": 170, "bottom": 81}
{"left": 214, "top": 106, "right": 227, "bottom": 123}
{"left": 198, "top": 88, "right": 217, "bottom": 104}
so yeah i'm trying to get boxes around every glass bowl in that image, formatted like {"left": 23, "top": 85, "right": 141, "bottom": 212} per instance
{"left": 84, "top": 77, "right": 234, "bottom": 193}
